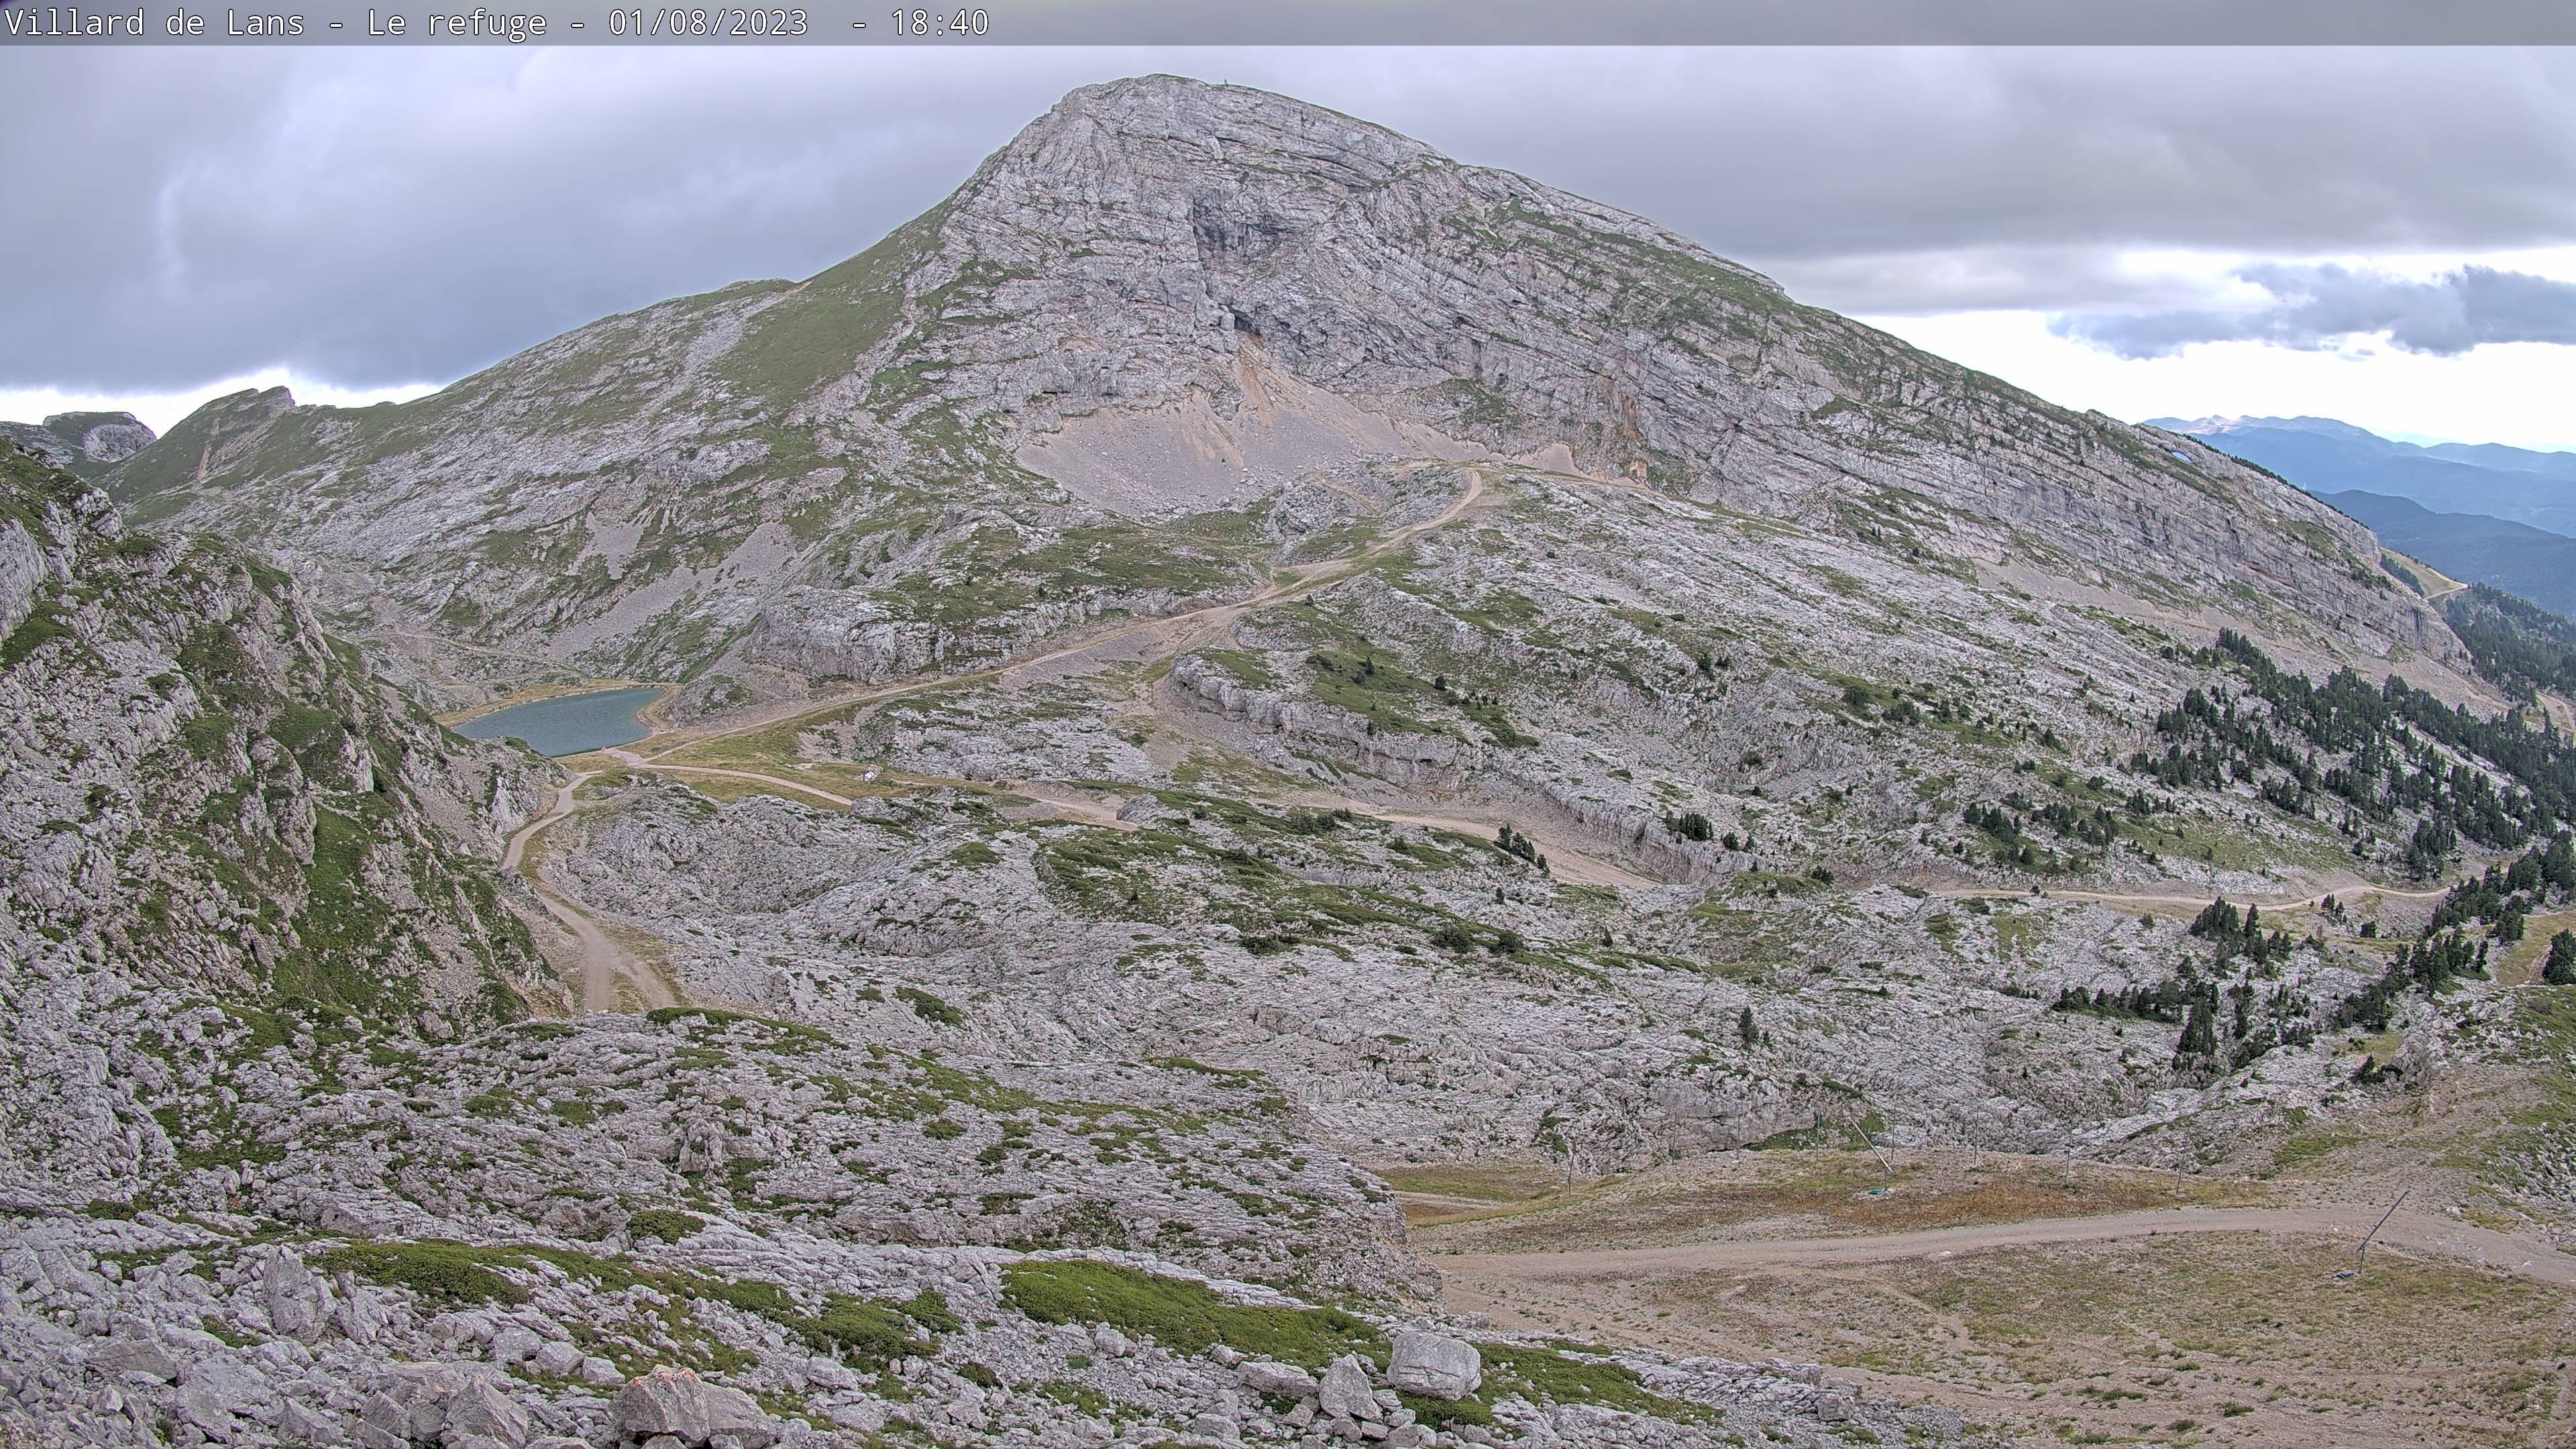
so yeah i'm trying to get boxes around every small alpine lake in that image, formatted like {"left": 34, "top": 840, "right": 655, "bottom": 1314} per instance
{"left": 452, "top": 686, "right": 662, "bottom": 757}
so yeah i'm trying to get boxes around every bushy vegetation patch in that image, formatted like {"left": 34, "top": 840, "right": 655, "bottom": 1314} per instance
{"left": 319, "top": 1241, "right": 533, "bottom": 1307}
{"left": 1000, "top": 1259, "right": 1381, "bottom": 1371}
{"left": 627, "top": 1209, "right": 705, "bottom": 1242}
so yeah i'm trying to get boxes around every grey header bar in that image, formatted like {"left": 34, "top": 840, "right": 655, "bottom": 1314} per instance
{"left": 7, "top": 0, "right": 2576, "bottom": 45}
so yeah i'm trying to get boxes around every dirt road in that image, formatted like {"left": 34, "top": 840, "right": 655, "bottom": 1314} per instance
{"left": 597, "top": 749, "right": 856, "bottom": 810}
{"left": 1937, "top": 880, "right": 2449, "bottom": 913}
{"left": 494, "top": 463, "right": 1500, "bottom": 1011}
{"left": 640, "top": 463, "right": 1492, "bottom": 766}
{"left": 1291, "top": 801, "right": 1655, "bottom": 889}
{"left": 501, "top": 775, "right": 677, "bottom": 1012}
{"left": 1437, "top": 1203, "right": 2576, "bottom": 1287}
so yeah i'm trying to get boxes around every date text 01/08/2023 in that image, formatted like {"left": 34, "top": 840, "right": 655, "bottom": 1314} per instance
{"left": 601, "top": 7, "right": 987, "bottom": 36}
{"left": 589, "top": 5, "right": 987, "bottom": 34}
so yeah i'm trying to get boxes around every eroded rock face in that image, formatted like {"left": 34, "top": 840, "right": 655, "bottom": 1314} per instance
{"left": 0, "top": 443, "right": 553, "bottom": 1204}
{"left": 0, "top": 412, "right": 154, "bottom": 478}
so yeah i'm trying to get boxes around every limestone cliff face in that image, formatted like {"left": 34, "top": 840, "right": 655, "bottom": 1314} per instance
{"left": 101, "top": 74, "right": 2451, "bottom": 709}
{"left": 0, "top": 411, "right": 155, "bottom": 481}
{"left": 0, "top": 441, "right": 549, "bottom": 1046}
{"left": 924, "top": 79, "right": 2437, "bottom": 657}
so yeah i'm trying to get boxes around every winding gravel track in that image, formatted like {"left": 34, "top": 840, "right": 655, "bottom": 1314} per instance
{"left": 500, "top": 774, "right": 678, "bottom": 1011}
{"left": 1436, "top": 1205, "right": 2576, "bottom": 1287}
{"left": 497, "top": 465, "right": 1496, "bottom": 1011}
{"left": 495, "top": 460, "right": 2465, "bottom": 1010}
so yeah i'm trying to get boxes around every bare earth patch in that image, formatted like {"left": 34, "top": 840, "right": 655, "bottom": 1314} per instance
{"left": 1422, "top": 1148, "right": 2576, "bottom": 1446}
{"left": 1441, "top": 1228, "right": 2576, "bottom": 1448}
{"left": 1408, "top": 1148, "right": 2258, "bottom": 1246}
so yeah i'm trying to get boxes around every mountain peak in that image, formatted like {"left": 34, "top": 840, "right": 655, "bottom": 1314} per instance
{"left": 106, "top": 75, "right": 2430, "bottom": 712}
{"left": 2152, "top": 414, "right": 2394, "bottom": 444}
{"left": 0, "top": 409, "right": 155, "bottom": 479}
{"left": 1006, "top": 73, "right": 1438, "bottom": 176}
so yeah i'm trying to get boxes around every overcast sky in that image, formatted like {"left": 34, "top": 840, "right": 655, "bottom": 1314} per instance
{"left": 9, "top": 46, "right": 2576, "bottom": 447}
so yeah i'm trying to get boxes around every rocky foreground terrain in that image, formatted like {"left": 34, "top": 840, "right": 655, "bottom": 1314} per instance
{"left": 1, "top": 441, "right": 1974, "bottom": 1448}
{"left": 9, "top": 73, "right": 2576, "bottom": 1449}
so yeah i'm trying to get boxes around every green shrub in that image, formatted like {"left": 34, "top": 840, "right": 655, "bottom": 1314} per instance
{"left": 628, "top": 1209, "right": 705, "bottom": 1242}
{"left": 1478, "top": 1344, "right": 1709, "bottom": 1421}
{"left": 1000, "top": 1260, "right": 1382, "bottom": 1371}
{"left": 804, "top": 1295, "right": 932, "bottom": 1367}
{"left": 1397, "top": 1390, "right": 1495, "bottom": 1428}
{"left": 899, "top": 1289, "right": 961, "bottom": 1335}
{"left": 319, "top": 1242, "right": 531, "bottom": 1307}
{"left": 0, "top": 602, "right": 72, "bottom": 669}
{"left": 2546, "top": 930, "right": 2576, "bottom": 986}
{"left": 898, "top": 986, "right": 965, "bottom": 1026}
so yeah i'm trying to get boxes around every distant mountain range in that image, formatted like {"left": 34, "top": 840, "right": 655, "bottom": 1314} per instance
{"left": 2150, "top": 415, "right": 2576, "bottom": 537}
{"left": 2154, "top": 415, "right": 2576, "bottom": 618}
{"left": 2316, "top": 489, "right": 2576, "bottom": 618}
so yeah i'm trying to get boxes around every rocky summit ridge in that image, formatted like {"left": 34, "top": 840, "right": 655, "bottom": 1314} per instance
{"left": 105, "top": 76, "right": 2445, "bottom": 715}
{"left": 6, "top": 72, "right": 2576, "bottom": 1449}
{"left": 0, "top": 412, "right": 156, "bottom": 482}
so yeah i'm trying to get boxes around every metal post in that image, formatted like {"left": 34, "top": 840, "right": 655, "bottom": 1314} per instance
{"left": 2357, "top": 1189, "right": 2410, "bottom": 1275}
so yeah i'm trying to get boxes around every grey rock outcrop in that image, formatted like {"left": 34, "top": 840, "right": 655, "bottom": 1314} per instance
{"left": 1387, "top": 1330, "right": 1481, "bottom": 1399}
{"left": 445, "top": 1376, "right": 535, "bottom": 1446}
{"left": 1318, "top": 1353, "right": 1377, "bottom": 1421}
{"left": 262, "top": 1248, "right": 327, "bottom": 1344}
{"left": 93, "top": 1336, "right": 180, "bottom": 1383}
{"left": 610, "top": 1366, "right": 774, "bottom": 1448}
{"left": 0, "top": 411, "right": 154, "bottom": 478}
{"left": 1238, "top": 1359, "right": 1320, "bottom": 1400}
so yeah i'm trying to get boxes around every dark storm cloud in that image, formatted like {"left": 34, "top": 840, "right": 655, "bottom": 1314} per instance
{"left": 0, "top": 49, "right": 1136, "bottom": 392}
{"left": 2052, "top": 264, "right": 2576, "bottom": 358}
{"left": 9, "top": 47, "right": 2576, "bottom": 395}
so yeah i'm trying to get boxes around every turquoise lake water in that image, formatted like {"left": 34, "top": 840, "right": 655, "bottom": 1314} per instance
{"left": 453, "top": 686, "right": 661, "bottom": 757}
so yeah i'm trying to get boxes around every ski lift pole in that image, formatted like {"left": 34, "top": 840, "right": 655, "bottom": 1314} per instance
{"left": 2357, "top": 1189, "right": 2409, "bottom": 1276}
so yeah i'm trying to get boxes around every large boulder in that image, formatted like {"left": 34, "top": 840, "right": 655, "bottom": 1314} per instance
{"left": 332, "top": 1273, "right": 393, "bottom": 1343}
{"left": 610, "top": 1366, "right": 777, "bottom": 1448}
{"left": 1319, "top": 1354, "right": 1378, "bottom": 1421}
{"left": 370, "top": 1362, "right": 494, "bottom": 1442}
{"left": 261, "top": 1248, "right": 327, "bottom": 1344}
{"left": 1387, "top": 1330, "right": 1481, "bottom": 1399}
{"left": 445, "top": 1377, "right": 533, "bottom": 1446}
{"left": 177, "top": 1358, "right": 282, "bottom": 1430}
{"left": 89, "top": 1336, "right": 179, "bottom": 1383}
{"left": 488, "top": 1324, "right": 543, "bottom": 1366}
{"left": 612, "top": 1367, "right": 714, "bottom": 1442}
{"left": 1238, "top": 1359, "right": 1321, "bottom": 1400}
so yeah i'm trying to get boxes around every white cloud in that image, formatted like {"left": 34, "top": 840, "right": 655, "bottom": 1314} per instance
{"left": 14, "top": 49, "right": 2576, "bottom": 450}
{"left": 0, "top": 372, "right": 435, "bottom": 436}
{"left": 1861, "top": 309, "right": 2576, "bottom": 452}
{"left": 2051, "top": 261, "right": 2576, "bottom": 358}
